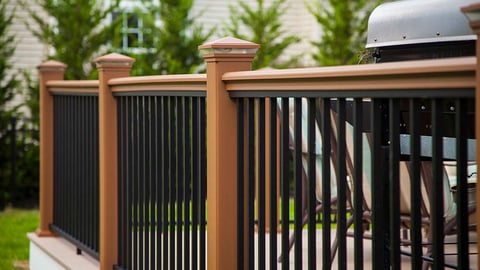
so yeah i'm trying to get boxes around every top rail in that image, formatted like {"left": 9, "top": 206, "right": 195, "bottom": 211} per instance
{"left": 224, "top": 57, "right": 476, "bottom": 98}
{"left": 47, "top": 80, "right": 99, "bottom": 95}
{"left": 109, "top": 74, "right": 206, "bottom": 96}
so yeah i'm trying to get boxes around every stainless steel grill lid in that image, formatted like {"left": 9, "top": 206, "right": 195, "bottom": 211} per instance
{"left": 366, "top": 0, "right": 477, "bottom": 48}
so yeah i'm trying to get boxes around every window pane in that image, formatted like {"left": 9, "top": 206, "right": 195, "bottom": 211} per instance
{"left": 127, "top": 13, "right": 139, "bottom": 28}
{"left": 127, "top": 33, "right": 140, "bottom": 48}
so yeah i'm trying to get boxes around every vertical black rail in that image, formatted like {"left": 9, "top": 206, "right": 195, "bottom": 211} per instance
{"left": 66, "top": 96, "right": 73, "bottom": 243}
{"left": 269, "top": 98, "right": 278, "bottom": 270}
{"left": 83, "top": 98, "right": 88, "bottom": 253}
{"left": 140, "top": 96, "right": 146, "bottom": 270}
{"left": 170, "top": 96, "right": 176, "bottom": 269}
{"left": 237, "top": 98, "right": 245, "bottom": 270}
{"left": 150, "top": 96, "right": 156, "bottom": 269}
{"left": 72, "top": 95, "right": 78, "bottom": 252}
{"left": 336, "top": 98, "right": 347, "bottom": 270}
{"left": 388, "top": 99, "right": 400, "bottom": 269}
{"left": 133, "top": 96, "right": 140, "bottom": 270}
{"left": 155, "top": 96, "right": 162, "bottom": 270}
{"left": 127, "top": 96, "right": 134, "bottom": 269}
{"left": 431, "top": 99, "right": 444, "bottom": 269}
{"left": 177, "top": 97, "right": 184, "bottom": 270}
{"left": 409, "top": 98, "right": 422, "bottom": 268}
{"left": 93, "top": 96, "right": 99, "bottom": 257}
{"left": 247, "top": 98, "right": 255, "bottom": 270}
{"left": 77, "top": 96, "right": 84, "bottom": 252}
{"left": 353, "top": 98, "right": 364, "bottom": 269}
{"left": 371, "top": 98, "right": 386, "bottom": 269}
{"left": 280, "top": 97, "right": 290, "bottom": 269}
{"left": 320, "top": 98, "right": 332, "bottom": 270}
{"left": 455, "top": 98, "right": 469, "bottom": 269}
{"left": 93, "top": 96, "right": 99, "bottom": 258}
{"left": 258, "top": 98, "right": 266, "bottom": 270}
{"left": 184, "top": 97, "right": 191, "bottom": 270}
{"left": 293, "top": 98, "right": 302, "bottom": 270}
{"left": 144, "top": 96, "right": 152, "bottom": 270}
{"left": 192, "top": 97, "right": 200, "bottom": 270}
{"left": 199, "top": 96, "right": 207, "bottom": 270}
{"left": 163, "top": 96, "right": 170, "bottom": 270}
{"left": 307, "top": 98, "right": 316, "bottom": 270}
{"left": 69, "top": 95, "right": 75, "bottom": 244}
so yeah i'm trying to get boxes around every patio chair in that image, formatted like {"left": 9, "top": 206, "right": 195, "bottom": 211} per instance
{"left": 276, "top": 98, "right": 341, "bottom": 264}
{"left": 340, "top": 112, "right": 477, "bottom": 269}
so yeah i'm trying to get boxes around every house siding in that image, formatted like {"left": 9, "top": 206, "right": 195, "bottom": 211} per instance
{"left": 192, "top": 0, "right": 319, "bottom": 66}
{"left": 6, "top": 0, "right": 47, "bottom": 76}
{"left": 6, "top": 0, "right": 47, "bottom": 111}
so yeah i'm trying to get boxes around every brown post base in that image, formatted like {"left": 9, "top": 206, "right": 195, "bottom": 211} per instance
{"left": 35, "top": 228, "right": 56, "bottom": 237}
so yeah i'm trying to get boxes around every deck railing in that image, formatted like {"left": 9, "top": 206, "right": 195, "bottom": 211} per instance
{"left": 111, "top": 75, "right": 207, "bottom": 270}
{"left": 225, "top": 57, "right": 476, "bottom": 269}
{"left": 35, "top": 36, "right": 480, "bottom": 270}
{"left": 49, "top": 80, "right": 100, "bottom": 258}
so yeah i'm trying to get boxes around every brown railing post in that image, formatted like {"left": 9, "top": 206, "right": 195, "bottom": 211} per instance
{"left": 94, "top": 53, "right": 134, "bottom": 270}
{"left": 199, "top": 37, "right": 259, "bottom": 270}
{"left": 461, "top": 2, "right": 480, "bottom": 265}
{"left": 36, "top": 60, "right": 67, "bottom": 237}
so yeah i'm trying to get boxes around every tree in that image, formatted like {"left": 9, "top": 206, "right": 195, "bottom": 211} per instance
{"left": 0, "top": 3, "right": 18, "bottom": 114}
{"left": 156, "top": 0, "right": 215, "bottom": 74}
{"left": 225, "top": 0, "right": 300, "bottom": 69}
{"left": 11, "top": 71, "right": 41, "bottom": 208}
{"left": 0, "top": 1, "right": 21, "bottom": 209}
{"left": 24, "top": 0, "right": 120, "bottom": 79}
{"left": 111, "top": 0, "right": 214, "bottom": 75}
{"left": 308, "top": 0, "right": 381, "bottom": 66}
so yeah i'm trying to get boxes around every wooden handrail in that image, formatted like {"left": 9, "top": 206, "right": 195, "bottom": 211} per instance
{"left": 47, "top": 80, "right": 99, "bottom": 94}
{"left": 109, "top": 74, "right": 206, "bottom": 92}
{"left": 224, "top": 57, "right": 476, "bottom": 92}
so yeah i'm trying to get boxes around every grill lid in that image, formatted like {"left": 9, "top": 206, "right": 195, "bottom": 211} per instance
{"left": 366, "top": 0, "right": 477, "bottom": 48}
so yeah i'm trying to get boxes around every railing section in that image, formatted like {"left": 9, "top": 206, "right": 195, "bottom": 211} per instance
{"left": 228, "top": 57, "right": 477, "bottom": 269}
{"left": 50, "top": 81, "right": 100, "bottom": 258}
{"left": 113, "top": 76, "right": 207, "bottom": 270}
{"left": 38, "top": 49, "right": 479, "bottom": 270}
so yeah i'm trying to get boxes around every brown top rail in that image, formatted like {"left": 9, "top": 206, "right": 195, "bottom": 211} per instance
{"left": 223, "top": 57, "right": 476, "bottom": 93}
{"left": 47, "top": 80, "right": 99, "bottom": 95}
{"left": 109, "top": 74, "right": 206, "bottom": 93}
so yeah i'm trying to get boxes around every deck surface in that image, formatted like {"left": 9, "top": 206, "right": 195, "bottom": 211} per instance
{"left": 253, "top": 229, "right": 478, "bottom": 269}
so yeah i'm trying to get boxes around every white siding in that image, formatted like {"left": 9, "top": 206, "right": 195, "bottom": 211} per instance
{"left": 281, "top": 0, "right": 319, "bottom": 66}
{"left": 6, "top": 0, "right": 47, "bottom": 76}
{"left": 192, "top": 0, "right": 319, "bottom": 67}
{"left": 5, "top": 0, "right": 47, "bottom": 112}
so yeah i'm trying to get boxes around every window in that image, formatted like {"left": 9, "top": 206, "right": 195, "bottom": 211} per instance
{"left": 112, "top": 10, "right": 154, "bottom": 53}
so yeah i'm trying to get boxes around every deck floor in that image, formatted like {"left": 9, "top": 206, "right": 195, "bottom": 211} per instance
{"left": 254, "top": 229, "right": 478, "bottom": 269}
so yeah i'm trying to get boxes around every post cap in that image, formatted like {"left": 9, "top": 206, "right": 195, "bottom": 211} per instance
{"left": 94, "top": 53, "right": 135, "bottom": 66}
{"left": 199, "top": 37, "right": 259, "bottom": 55}
{"left": 462, "top": 3, "right": 480, "bottom": 33}
{"left": 37, "top": 60, "right": 67, "bottom": 71}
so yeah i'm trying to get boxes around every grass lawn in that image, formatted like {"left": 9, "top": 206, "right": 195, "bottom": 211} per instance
{"left": 0, "top": 207, "right": 39, "bottom": 270}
